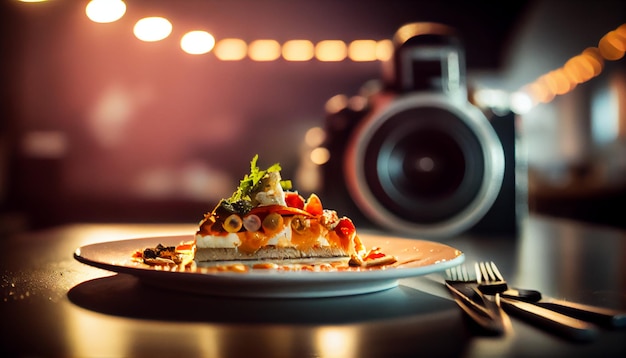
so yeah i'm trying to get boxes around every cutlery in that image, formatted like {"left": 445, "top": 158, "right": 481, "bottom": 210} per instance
{"left": 476, "top": 261, "right": 626, "bottom": 329}
{"left": 475, "top": 261, "right": 598, "bottom": 342}
{"left": 444, "top": 265, "right": 507, "bottom": 335}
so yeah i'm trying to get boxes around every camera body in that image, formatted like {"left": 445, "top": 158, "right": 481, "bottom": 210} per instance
{"left": 320, "top": 22, "right": 520, "bottom": 239}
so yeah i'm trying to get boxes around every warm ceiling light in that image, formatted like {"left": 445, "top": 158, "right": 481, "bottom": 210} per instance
{"left": 550, "top": 69, "right": 575, "bottom": 95}
{"left": 315, "top": 40, "right": 347, "bottom": 62}
{"left": 282, "top": 40, "right": 314, "bottom": 61}
{"left": 248, "top": 39, "right": 281, "bottom": 61}
{"left": 376, "top": 39, "right": 394, "bottom": 61}
{"left": 133, "top": 17, "right": 172, "bottom": 42}
{"left": 180, "top": 31, "right": 215, "bottom": 55}
{"left": 531, "top": 82, "right": 555, "bottom": 104}
{"left": 348, "top": 40, "right": 377, "bottom": 61}
{"left": 85, "top": 0, "right": 126, "bottom": 24}
{"left": 581, "top": 47, "right": 604, "bottom": 77}
{"left": 564, "top": 55, "right": 593, "bottom": 84}
{"left": 598, "top": 31, "right": 626, "bottom": 60}
{"left": 304, "top": 127, "right": 326, "bottom": 147}
{"left": 324, "top": 94, "right": 348, "bottom": 114}
{"left": 310, "top": 147, "right": 330, "bottom": 165}
{"left": 214, "top": 38, "right": 247, "bottom": 61}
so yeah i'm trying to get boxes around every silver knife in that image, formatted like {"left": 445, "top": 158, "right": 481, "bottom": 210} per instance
{"left": 499, "top": 289, "right": 626, "bottom": 328}
{"left": 499, "top": 297, "right": 599, "bottom": 342}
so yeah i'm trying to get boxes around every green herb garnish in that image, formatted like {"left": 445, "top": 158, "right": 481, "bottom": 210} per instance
{"left": 229, "top": 154, "right": 282, "bottom": 203}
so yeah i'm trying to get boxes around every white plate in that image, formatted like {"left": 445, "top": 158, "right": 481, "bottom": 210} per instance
{"left": 74, "top": 233, "right": 464, "bottom": 298}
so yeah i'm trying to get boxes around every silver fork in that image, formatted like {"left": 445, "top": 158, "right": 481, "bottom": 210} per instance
{"left": 444, "top": 265, "right": 507, "bottom": 334}
{"left": 475, "top": 261, "right": 599, "bottom": 342}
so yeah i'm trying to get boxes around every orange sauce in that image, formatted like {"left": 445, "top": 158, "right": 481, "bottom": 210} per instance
{"left": 290, "top": 219, "right": 324, "bottom": 251}
{"left": 238, "top": 231, "right": 272, "bottom": 253}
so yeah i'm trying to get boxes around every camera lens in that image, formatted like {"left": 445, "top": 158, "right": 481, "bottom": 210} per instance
{"left": 365, "top": 105, "right": 485, "bottom": 223}
{"left": 390, "top": 127, "right": 465, "bottom": 200}
{"left": 345, "top": 93, "right": 504, "bottom": 238}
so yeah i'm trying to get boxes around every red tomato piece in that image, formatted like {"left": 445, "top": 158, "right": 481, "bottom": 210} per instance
{"left": 285, "top": 192, "right": 305, "bottom": 209}
{"left": 334, "top": 217, "right": 355, "bottom": 240}
{"left": 365, "top": 251, "right": 386, "bottom": 260}
{"left": 176, "top": 243, "right": 195, "bottom": 252}
{"left": 333, "top": 217, "right": 356, "bottom": 251}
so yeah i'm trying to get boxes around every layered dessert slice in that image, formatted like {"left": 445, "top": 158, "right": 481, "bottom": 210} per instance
{"left": 194, "top": 155, "right": 367, "bottom": 263}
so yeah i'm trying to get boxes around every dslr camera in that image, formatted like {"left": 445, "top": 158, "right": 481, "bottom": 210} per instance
{"left": 320, "top": 22, "right": 521, "bottom": 239}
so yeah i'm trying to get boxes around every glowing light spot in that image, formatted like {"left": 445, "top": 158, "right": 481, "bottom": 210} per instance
{"left": 89, "top": 84, "right": 134, "bottom": 148}
{"left": 564, "top": 55, "right": 593, "bottom": 84}
{"left": 214, "top": 38, "right": 247, "bottom": 61}
{"left": 315, "top": 328, "right": 357, "bottom": 358}
{"left": 550, "top": 69, "right": 574, "bottom": 95}
{"left": 598, "top": 31, "right": 626, "bottom": 60}
{"left": 85, "top": 0, "right": 126, "bottom": 23}
{"left": 248, "top": 39, "right": 281, "bottom": 61}
{"left": 310, "top": 147, "right": 330, "bottom": 165}
{"left": 581, "top": 47, "right": 604, "bottom": 77}
{"left": 348, "top": 40, "right": 377, "bottom": 61}
{"left": 304, "top": 127, "right": 326, "bottom": 147}
{"left": 348, "top": 95, "right": 368, "bottom": 111}
{"left": 282, "top": 40, "right": 314, "bottom": 61}
{"left": 510, "top": 91, "right": 534, "bottom": 114}
{"left": 133, "top": 17, "right": 172, "bottom": 42}
{"left": 180, "top": 31, "right": 215, "bottom": 55}
{"left": 315, "top": 40, "right": 347, "bottom": 62}
{"left": 324, "top": 94, "right": 348, "bottom": 114}
{"left": 529, "top": 81, "right": 554, "bottom": 104}
{"left": 376, "top": 39, "right": 394, "bottom": 61}
{"left": 472, "top": 88, "right": 510, "bottom": 109}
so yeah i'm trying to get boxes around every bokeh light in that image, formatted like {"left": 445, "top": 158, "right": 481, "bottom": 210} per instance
{"left": 348, "top": 40, "right": 377, "bottom": 61}
{"left": 248, "top": 39, "right": 281, "bottom": 61}
{"left": 324, "top": 94, "right": 348, "bottom": 114}
{"left": 133, "top": 17, "right": 172, "bottom": 42}
{"left": 598, "top": 31, "right": 626, "bottom": 60}
{"left": 315, "top": 40, "right": 347, "bottom": 62}
{"left": 310, "top": 147, "right": 330, "bottom": 165}
{"left": 180, "top": 31, "right": 215, "bottom": 55}
{"left": 214, "top": 38, "right": 247, "bottom": 61}
{"left": 516, "top": 23, "right": 626, "bottom": 112}
{"left": 304, "top": 127, "right": 326, "bottom": 147}
{"left": 85, "top": 0, "right": 126, "bottom": 24}
{"left": 376, "top": 39, "right": 394, "bottom": 61}
{"left": 282, "top": 40, "right": 314, "bottom": 61}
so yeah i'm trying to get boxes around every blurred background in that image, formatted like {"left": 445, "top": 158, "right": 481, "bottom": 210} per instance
{"left": 1, "top": 0, "right": 624, "bottom": 233}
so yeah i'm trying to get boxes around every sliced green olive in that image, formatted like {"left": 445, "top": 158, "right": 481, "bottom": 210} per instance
{"left": 222, "top": 214, "right": 243, "bottom": 233}
{"left": 262, "top": 212, "right": 283, "bottom": 232}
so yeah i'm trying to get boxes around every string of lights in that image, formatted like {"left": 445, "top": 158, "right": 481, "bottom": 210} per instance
{"left": 514, "top": 23, "right": 626, "bottom": 111}
{"left": 19, "top": 0, "right": 626, "bottom": 114}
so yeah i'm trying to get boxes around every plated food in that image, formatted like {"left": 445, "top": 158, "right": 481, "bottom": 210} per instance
{"left": 75, "top": 155, "right": 464, "bottom": 297}
{"left": 134, "top": 155, "right": 397, "bottom": 271}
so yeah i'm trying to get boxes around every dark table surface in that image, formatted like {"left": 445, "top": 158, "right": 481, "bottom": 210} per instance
{"left": 1, "top": 214, "right": 625, "bottom": 357}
